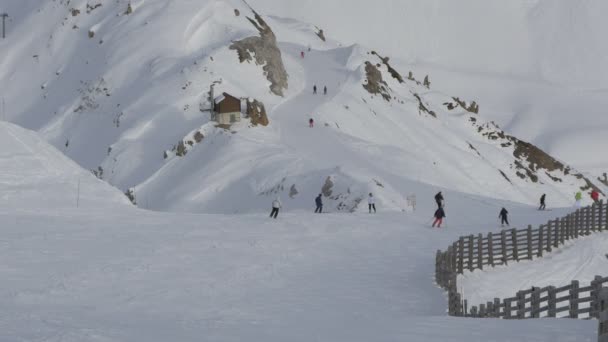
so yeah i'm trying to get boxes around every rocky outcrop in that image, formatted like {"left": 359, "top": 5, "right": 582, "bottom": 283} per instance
{"left": 475, "top": 120, "right": 602, "bottom": 193}
{"left": 230, "top": 9, "right": 288, "bottom": 96}
{"left": 447, "top": 97, "right": 479, "bottom": 114}
{"left": 362, "top": 62, "right": 391, "bottom": 101}
{"left": 246, "top": 99, "right": 269, "bottom": 126}
{"left": 371, "top": 51, "right": 404, "bottom": 83}
{"left": 315, "top": 27, "right": 326, "bottom": 41}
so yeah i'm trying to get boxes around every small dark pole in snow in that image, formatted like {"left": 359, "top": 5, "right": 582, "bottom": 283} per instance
{"left": 1, "top": 13, "right": 8, "bottom": 39}
{"left": 76, "top": 178, "right": 81, "bottom": 208}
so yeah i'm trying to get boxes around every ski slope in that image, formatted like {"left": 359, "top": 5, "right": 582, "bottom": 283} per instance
{"left": 0, "top": 123, "right": 598, "bottom": 341}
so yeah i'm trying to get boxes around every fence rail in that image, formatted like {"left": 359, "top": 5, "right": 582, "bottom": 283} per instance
{"left": 435, "top": 200, "right": 608, "bottom": 341}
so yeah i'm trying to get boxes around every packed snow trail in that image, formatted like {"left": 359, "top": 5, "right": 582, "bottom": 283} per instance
{"left": 0, "top": 208, "right": 596, "bottom": 342}
{"left": 0, "top": 120, "right": 597, "bottom": 341}
{"left": 0, "top": 121, "right": 596, "bottom": 341}
{"left": 272, "top": 44, "right": 356, "bottom": 164}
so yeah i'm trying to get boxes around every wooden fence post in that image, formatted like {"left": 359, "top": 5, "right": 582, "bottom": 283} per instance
{"left": 570, "top": 280, "right": 580, "bottom": 319}
{"left": 504, "top": 298, "right": 511, "bottom": 319}
{"left": 599, "top": 200, "right": 604, "bottom": 232}
{"left": 560, "top": 217, "right": 565, "bottom": 245}
{"left": 566, "top": 215, "right": 572, "bottom": 240}
{"left": 458, "top": 237, "right": 464, "bottom": 274}
{"left": 548, "top": 286, "right": 557, "bottom": 318}
{"left": 477, "top": 233, "right": 483, "bottom": 270}
{"left": 553, "top": 219, "right": 559, "bottom": 248}
{"left": 598, "top": 288, "right": 608, "bottom": 342}
{"left": 527, "top": 225, "right": 533, "bottom": 260}
{"left": 591, "top": 275, "right": 603, "bottom": 319}
{"left": 468, "top": 235, "right": 474, "bottom": 271}
{"left": 511, "top": 228, "right": 519, "bottom": 262}
{"left": 537, "top": 224, "right": 544, "bottom": 257}
{"left": 575, "top": 209, "right": 580, "bottom": 238}
{"left": 592, "top": 202, "right": 598, "bottom": 232}
{"left": 488, "top": 232, "right": 494, "bottom": 267}
{"left": 436, "top": 250, "right": 442, "bottom": 286}
{"left": 517, "top": 290, "right": 526, "bottom": 318}
{"left": 501, "top": 230, "right": 508, "bottom": 265}
{"left": 605, "top": 200, "right": 608, "bottom": 230}
{"left": 531, "top": 287, "right": 540, "bottom": 318}
{"left": 546, "top": 223, "right": 552, "bottom": 253}
{"left": 586, "top": 207, "right": 592, "bottom": 236}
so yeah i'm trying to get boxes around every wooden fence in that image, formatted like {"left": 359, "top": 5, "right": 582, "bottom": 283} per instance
{"left": 435, "top": 200, "right": 608, "bottom": 341}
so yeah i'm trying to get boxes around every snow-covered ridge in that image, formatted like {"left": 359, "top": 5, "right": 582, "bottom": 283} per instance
{"left": 0, "top": 0, "right": 602, "bottom": 213}
{"left": 0, "top": 121, "right": 129, "bottom": 211}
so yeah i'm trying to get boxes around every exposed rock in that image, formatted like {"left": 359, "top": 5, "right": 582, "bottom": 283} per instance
{"left": 453, "top": 97, "right": 479, "bottom": 114}
{"left": 413, "top": 93, "right": 436, "bottom": 117}
{"left": 125, "top": 188, "right": 137, "bottom": 205}
{"left": 88, "top": 30, "right": 95, "bottom": 38}
{"left": 599, "top": 173, "right": 608, "bottom": 187}
{"left": 371, "top": 51, "right": 404, "bottom": 83}
{"left": 247, "top": 99, "right": 269, "bottom": 126}
{"left": 175, "top": 141, "right": 187, "bottom": 157}
{"left": 86, "top": 3, "right": 102, "bottom": 14}
{"left": 289, "top": 184, "right": 298, "bottom": 198}
{"left": 230, "top": 9, "right": 288, "bottom": 96}
{"left": 362, "top": 62, "right": 391, "bottom": 101}
{"left": 194, "top": 131, "right": 204, "bottom": 143}
{"left": 321, "top": 177, "right": 334, "bottom": 197}
{"left": 423, "top": 75, "right": 431, "bottom": 88}
{"left": 71, "top": 8, "right": 80, "bottom": 16}
{"left": 316, "top": 28, "right": 326, "bottom": 42}
{"left": 475, "top": 121, "right": 603, "bottom": 194}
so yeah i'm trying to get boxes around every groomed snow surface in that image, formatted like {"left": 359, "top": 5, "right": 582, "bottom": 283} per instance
{"left": 0, "top": 122, "right": 599, "bottom": 342}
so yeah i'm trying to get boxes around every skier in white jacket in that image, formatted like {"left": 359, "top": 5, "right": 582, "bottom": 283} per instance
{"left": 368, "top": 193, "right": 376, "bottom": 213}
{"left": 270, "top": 197, "right": 282, "bottom": 219}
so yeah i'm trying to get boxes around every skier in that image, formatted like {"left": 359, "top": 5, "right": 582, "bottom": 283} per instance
{"left": 313, "top": 85, "right": 317, "bottom": 94}
{"left": 301, "top": 51, "right": 305, "bottom": 58}
{"left": 432, "top": 207, "right": 446, "bottom": 228}
{"left": 269, "top": 197, "right": 282, "bottom": 219}
{"left": 434, "top": 192, "right": 444, "bottom": 209}
{"left": 539, "top": 194, "right": 546, "bottom": 211}
{"left": 309, "top": 118, "right": 314, "bottom": 128}
{"left": 368, "top": 193, "right": 376, "bottom": 213}
{"left": 499, "top": 207, "right": 509, "bottom": 227}
{"left": 575, "top": 191, "right": 583, "bottom": 207}
{"left": 323, "top": 86, "right": 327, "bottom": 95}
{"left": 315, "top": 194, "right": 323, "bottom": 213}
{"left": 591, "top": 189, "right": 600, "bottom": 204}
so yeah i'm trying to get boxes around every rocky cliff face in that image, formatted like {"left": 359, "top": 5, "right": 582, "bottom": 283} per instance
{"left": 230, "top": 9, "right": 288, "bottom": 96}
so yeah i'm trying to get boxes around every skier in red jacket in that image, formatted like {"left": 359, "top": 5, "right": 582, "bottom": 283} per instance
{"left": 591, "top": 190, "right": 600, "bottom": 203}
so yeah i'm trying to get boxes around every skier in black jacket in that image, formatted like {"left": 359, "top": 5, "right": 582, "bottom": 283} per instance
{"left": 499, "top": 207, "right": 509, "bottom": 227}
{"left": 434, "top": 192, "right": 444, "bottom": 209}
{"left": 315, "top": 194, "right": 323, "bottom": 213}
{"left": 539, "top": 194, "right": 546, "bottom": 211}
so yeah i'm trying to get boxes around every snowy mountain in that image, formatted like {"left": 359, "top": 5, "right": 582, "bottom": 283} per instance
{"left": 0, "top": 0, "right": 604, "bottom": 214}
